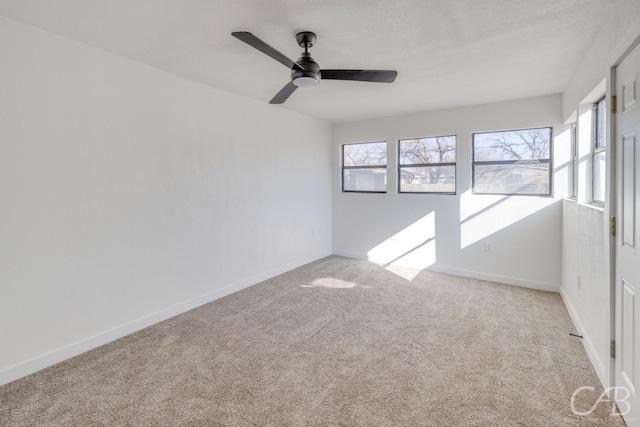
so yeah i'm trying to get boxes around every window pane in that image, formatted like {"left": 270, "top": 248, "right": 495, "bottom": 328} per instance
{"left": 343, "top": 168, "right": 387, "bottom": 192}
{"left": 474, "top": 163, "right": 551, "bottom": 195}
{"left": 593, "top": 151, "right": 606, "bottom": 203}
{"left": 399, "top": 136, "right": 456, "bottom": 165}
{"left": 399, "top": 166, "right": 455, "bottom": 193}
{"left": 474, "top": 128, "right": 551, "bottom": 161}
{"left": 472, "top": 127, "right": 552, "bottom": 196}
{"left": 596, "top": 98, "right": 607, "bottom": 149}
{"left": 343, "top": 142, "right": 387, "bottom": 167}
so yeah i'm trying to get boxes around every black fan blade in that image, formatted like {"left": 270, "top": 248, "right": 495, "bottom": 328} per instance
{"left": 270, "top": 81, "right": 298, "bottom": 104}
{"left": 232, "top": 31, "right": 303, "bottom": 71}
{"left": 321, "top": 69, "right": 397, "bottom": 83}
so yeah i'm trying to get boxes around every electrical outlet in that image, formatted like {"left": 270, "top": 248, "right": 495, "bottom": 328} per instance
{"left": 484, "top": 241, "right": 493, "bottom": 252}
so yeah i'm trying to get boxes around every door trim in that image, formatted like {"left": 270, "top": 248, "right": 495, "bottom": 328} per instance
{"left": 610, "top": 18, "right": 640, "bottom": 404}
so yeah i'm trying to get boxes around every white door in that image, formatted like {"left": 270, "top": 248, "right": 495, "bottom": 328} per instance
{"left": 615, "top": 40, "right": 640, "bottom": 426}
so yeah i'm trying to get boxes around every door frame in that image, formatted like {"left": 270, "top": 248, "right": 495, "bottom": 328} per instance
{"left": 609, "top": 19, "right": 640, "bottom": 396}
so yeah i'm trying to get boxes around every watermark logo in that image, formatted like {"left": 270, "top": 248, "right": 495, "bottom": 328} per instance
{"left": 571, "top": 386, "right": 631, "bottom": 416}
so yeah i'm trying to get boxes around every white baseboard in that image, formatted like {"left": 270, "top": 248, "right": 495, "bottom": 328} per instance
{"left": 428, "top": 265, "right": 560, "bottom": 293}
{"left": 559, "top": 288, "right": 607, "bottom": 388}
{"left": 332, "top": 250, "right": 560, "bottom": 293}
{"left": 0, "top": 251, "right": 332, "bottom": 387}
{"left": 332, "top": 250, "right": 368, "bottom": 261}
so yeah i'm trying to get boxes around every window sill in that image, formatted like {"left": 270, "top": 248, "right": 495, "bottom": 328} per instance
{"left": 563, "top": 198, "right": 606, "bottom": 212}
{"left": 581, "top": 202, "right": 605, "bottom": 212}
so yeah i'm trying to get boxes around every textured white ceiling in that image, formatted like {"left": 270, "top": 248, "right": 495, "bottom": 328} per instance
{"left": 0, "top": 0, "right": 622, "bottom": 123}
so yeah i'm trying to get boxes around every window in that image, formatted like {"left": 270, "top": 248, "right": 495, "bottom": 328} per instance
{"left": 472, "top": 127, "right": 553, "bottom": 196}
{"left": 592, "top": 98, "right": 606, "bottom": 204}
{"left": 398, "top": 135, "right": 456, "bottom": 193}
{"left": 342, "top": 141, "right": 387, "bottom": 192}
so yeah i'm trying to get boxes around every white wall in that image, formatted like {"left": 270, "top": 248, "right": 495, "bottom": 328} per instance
{"left": 333, "top": 95, "right": 568, "bottom": 290}
{"left": 561, "top": 200, "right": 609, "bottom": 385}
{"left": 0, "top": 17, "right": 332, "bottom": 385}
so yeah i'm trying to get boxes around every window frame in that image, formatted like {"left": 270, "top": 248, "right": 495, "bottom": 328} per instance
{"left": 591, "top": 97, "right": 606, "bottom": 205}
{"left": 471, "top": 127, "right": 554, "bottom": 197}
{"left": 571, "top": 123, "right": 578, "bottom": 199}
{"left": 341, "top": 141, "right": 387, "bottom": 193}
{"left": 397, "top": 135, "right": 457, "bottom": 195}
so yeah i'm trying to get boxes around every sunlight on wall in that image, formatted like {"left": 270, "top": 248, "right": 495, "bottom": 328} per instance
{"left": 555, "top": 128, "right": 572, "bottom": 167}
{"left": 554, "top": 128, "right": 572, "bottom": 198}
{"left": 577, "top": 106, "right": 594, "bottom": 203}
{"left": 366, "top": 212, "right": 436, "bottom": 277}
{"left": 460, "top": 128, "right": 568, "bottom": 248}
{"left": 460, "top": 190, "right": 556, "bottom": 248}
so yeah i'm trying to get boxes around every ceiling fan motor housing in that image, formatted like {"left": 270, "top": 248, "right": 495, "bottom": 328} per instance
{"left": 291, "top": 52, "right": 321, "bottom": 87}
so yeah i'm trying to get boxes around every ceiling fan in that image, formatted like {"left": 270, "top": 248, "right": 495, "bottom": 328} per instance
{"left": 231, "top": 31, "right": 398, "bottom": 104}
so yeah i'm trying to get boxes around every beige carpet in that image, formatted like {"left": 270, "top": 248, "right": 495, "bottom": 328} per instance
{"left": 0, "top": 256, "right": 625, "bottom": 426}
